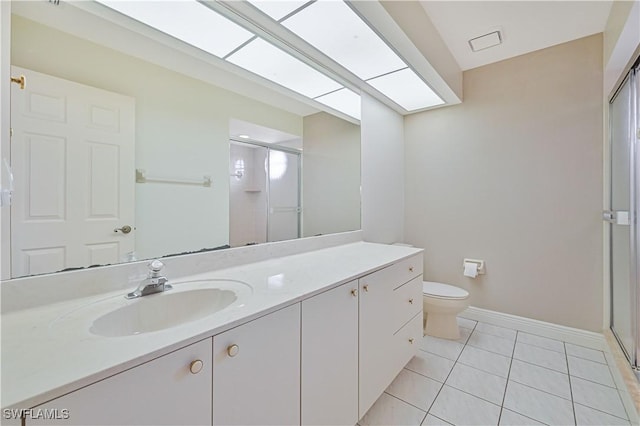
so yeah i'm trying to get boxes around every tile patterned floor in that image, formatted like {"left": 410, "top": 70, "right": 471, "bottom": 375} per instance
{"left": 359, "top": 317, "right": 635, "bottom": 426}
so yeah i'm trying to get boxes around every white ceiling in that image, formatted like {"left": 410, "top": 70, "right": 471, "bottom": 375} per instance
{"left": 229, "top": 119, "right": 302, "bottom": 148}
{"left": 419, "top": 0, "right": 613, "bottom": 71}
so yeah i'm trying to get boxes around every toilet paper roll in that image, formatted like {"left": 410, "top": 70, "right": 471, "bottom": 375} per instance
{"left": 463, "top": 262, "right": 479, "bottom": 278}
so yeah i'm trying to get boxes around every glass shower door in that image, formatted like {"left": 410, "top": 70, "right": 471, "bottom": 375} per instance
{"left": 609, "top": 71, "right": 638, "bottom": 369}
{"left": 267, "top": 149, "right": 301, "bottom": 242}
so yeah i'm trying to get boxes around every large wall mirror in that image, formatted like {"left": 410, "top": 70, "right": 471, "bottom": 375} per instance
{"left": 4, "top": 1, "right": 361, "bottom": 279}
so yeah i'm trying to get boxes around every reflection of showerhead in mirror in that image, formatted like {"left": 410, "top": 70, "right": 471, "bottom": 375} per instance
{"left": 0, "top": 159, "right": 13, "bottom": 207}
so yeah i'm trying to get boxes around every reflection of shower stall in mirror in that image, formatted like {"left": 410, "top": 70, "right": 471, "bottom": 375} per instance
{"left": 229, "top": 140, "right": 301, "bottom": 247}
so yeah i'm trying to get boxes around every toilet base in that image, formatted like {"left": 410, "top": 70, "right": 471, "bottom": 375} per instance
{"left": 423, "top": 312, "right": 461, "bottom": 340}
{"left": 422, "top": 294, "right": 469, "bottom": 340}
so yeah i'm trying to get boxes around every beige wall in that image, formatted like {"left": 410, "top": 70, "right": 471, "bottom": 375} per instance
{"left": 603, "top": 0, "right": 640, "bottom": 96}
{"left": 302, "top": 112, "right": 361, "bottom": 237}
{"left": 404, "top": 34, "right": 604, "bottom": 331}
{"left": 362, "top": 93, "right": 405, "bottom": 244}
{"left": 604, "top": 0, "right": 636, "bottom": 66}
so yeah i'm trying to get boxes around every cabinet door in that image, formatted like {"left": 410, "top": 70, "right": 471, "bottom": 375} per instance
{"left": 212, "top": 304, "right": 300, "bottom": 426}
{"left": 358, "top": 273, "right": 395, "bottom": 418}
{"left": 301, "top": 281, "right": 358, "bottom": 426}
{"left": 28, "top": 339, "right": 212, "bottom": 425}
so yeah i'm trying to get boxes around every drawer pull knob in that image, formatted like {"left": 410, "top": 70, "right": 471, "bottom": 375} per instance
{"left": 409, "top": 266, "right": 414, "bottom": 272}
{"left": 227, "top": 344, "right": 239, "bottom": 357}
{"left": 351, "top": 289, "right": 358, "bottom": 297}
{"left": 409, "top": 298, "right": 414, "bottom": 304}
{"left": 190, "top": 360, "right": 204, "bottom": 374}
{"left": 363, "top": 285, "right": 369, "bottom": 292}
{"left": 409, "top": 338, "right": 414, "bottom": 344}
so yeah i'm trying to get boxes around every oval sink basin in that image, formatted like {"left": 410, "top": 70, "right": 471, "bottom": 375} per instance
{"left": 90, "top": 288, "right": 237, "bottom": 337}
{"left": 50, "top": 279, "right": 253, "bottom": 338}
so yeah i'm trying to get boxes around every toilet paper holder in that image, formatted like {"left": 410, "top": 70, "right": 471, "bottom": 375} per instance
{"left": 463, "top": 259, "right": 485, "bottom": 274}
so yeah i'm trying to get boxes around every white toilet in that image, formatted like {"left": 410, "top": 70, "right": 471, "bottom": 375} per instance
{"left": 422, "top": 281, "right": 470, "bottom": 340}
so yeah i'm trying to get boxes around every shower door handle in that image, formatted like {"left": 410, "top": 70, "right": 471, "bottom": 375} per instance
{"left": 603, "top": 210, "right": 630, "bottom": 225}
{"left": 603, "top": 210, "right": 615, "bottom": 223}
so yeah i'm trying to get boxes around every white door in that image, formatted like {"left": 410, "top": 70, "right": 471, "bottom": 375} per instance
{"left": 10, "top": 66, "right": 135, "bottom": 277}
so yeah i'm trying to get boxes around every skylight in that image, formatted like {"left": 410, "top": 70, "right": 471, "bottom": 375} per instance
{"left": 96, "top": 1, "right": 360, "bottom": 119}
{"left": 226, "top": 38, "right": 343, "bottom": 99}
{"left": 281, "top": 0, "right": 406, "bottom": 81}
{"left": 247, "top": 0, "right": 311, "bottom": 21}
{"left": 314, "top": 89, "right": 362, "bottom": 121}
{"left": 367, "top": 68, "right": 444, "bottom": 111}
{"left": 96, "top": 1, "right": 253, "bottom": 58}
{"left": 96, "top": 0, "right": 444, "bottom": 116}
{"left": 276, "top": 0, "right": 444, "bottom": 111}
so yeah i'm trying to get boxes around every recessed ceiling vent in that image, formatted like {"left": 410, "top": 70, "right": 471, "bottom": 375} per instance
{"left": 469, "top": 31, "right": 502, "bottom": 52}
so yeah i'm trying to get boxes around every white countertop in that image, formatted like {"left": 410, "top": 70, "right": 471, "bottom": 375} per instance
{"left": 1, "top": 241, "right": 422, "bottom": 409}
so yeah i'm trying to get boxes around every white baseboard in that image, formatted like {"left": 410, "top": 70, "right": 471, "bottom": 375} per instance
{"left": 461, "top": 306, "right": 607, "bottom": 350}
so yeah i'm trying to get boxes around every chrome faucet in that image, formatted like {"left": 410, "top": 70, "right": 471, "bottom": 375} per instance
{"left": 126, "top": 260, "right": 172, "bottom": 299}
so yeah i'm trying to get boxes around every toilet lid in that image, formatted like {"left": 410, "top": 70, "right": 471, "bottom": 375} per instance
{"left": 423, "top": 281, "right": 469, "bottom": 300}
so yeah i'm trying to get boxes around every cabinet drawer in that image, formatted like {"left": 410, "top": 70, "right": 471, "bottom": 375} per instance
{"left": 394, "top": 254, "right": 423, "bottom": 287}
{"left": 391, "top": 311, "right": 423, "bottom": 375}
{"left": 360, "top": 254, "right": 423, "bottom": 293}
{"left": 391, "top": 276, "right": 423, "bottom": 333}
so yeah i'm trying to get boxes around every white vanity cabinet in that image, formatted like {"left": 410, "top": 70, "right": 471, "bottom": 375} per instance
{"left": 13, "top": 247, "right": 425, "bottom": 426}
{"left": 301, "top": 280, "right": 359, "bottom": 426}
{"left": 358, "top": 254, "right": 423, "bottom": 418}
{"left": 27, "top": 338, "right": 212, "bottom": 426}
{"left": 212, "top": 303, "right": 301, "bottom": 426}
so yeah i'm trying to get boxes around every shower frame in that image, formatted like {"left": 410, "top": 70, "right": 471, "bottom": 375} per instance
{"left": 229, "top": 138, "right": 302, "bottom": 243}
{"left": 608, "top": 60, "right": 640, "bottom": 378}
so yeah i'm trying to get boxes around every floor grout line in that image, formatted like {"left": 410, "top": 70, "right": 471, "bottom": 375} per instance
{"left": 455, "top": 357, "right": 510, "bottom": 380}
{"left": 568, "top": 372, "right": 618, "bottom": 390}
{"left": 497, "top": 329, "right": 518, "bottom": 425}
{"left": 424, "top": 412, "right": 453, "bottom": 425}
{"left": 565, "top": 341, "right": 578, "bottom": 426}
{"left": 512, "top": 357, "right": 570, "bottom": 376}
{"left": 508, "top": 377, "right": 572, "bottom": 402}
{"left": 381, "top": 391, "right": 428, "bottom": 416}
{"left": 515, "top": 340, "right": 566, "bottom": 355}
{"left": 566, "top": 352, "right": 608, "bottom": 365}
{"left": 573, "top": 401, "right": 632, "bottom": 422}
{"left": 424, "top": 321, "right": 478, "bottom": 421}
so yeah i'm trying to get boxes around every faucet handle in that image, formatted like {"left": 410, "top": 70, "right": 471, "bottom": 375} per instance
{"left": 148, "top": 259, "right": 164, "bottom": 277}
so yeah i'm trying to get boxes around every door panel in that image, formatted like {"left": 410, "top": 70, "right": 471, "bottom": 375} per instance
{"left": 10, "top": 66, "right": 135, "bottom": 276}
{"left": 268, "top": 150, "right": 300, "bottom": 242}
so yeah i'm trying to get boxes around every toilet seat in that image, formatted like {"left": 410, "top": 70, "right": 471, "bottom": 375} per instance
{"left": 423, "top": 281, "right": 469, "bottom": 300}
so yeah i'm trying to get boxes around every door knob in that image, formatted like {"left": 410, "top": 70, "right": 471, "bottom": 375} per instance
{"left": 114, "top": 225, "right": 132, "bottom": 234}
{"left": 189, "top": 360, "right": 204, "bottom": 374}
{"left": 227, "top": 344, "right": 239, "bottom": 357}
{"left": 10, "top": 75, "right": 25, "bottom": 90}
{"left": 351, "top": 289, "right": 358, "bottom": 297}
